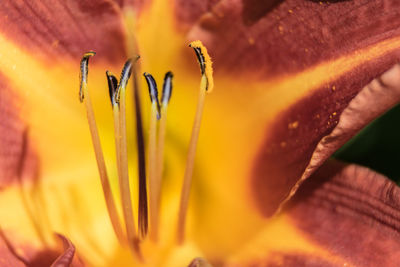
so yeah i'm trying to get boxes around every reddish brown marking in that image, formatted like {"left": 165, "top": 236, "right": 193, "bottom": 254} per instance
{"left": 0, "top": 0, "right": 127, "bottom": 64}
{"left": 252, "top": 51, "right": 400, "bottom": 217}
{"left": 174, "top": 0, "right": 221, "bottom": 30}
{"left": 186, "top": 0, "right": 400, "bottom": 76}
{"left": 50, "top": 234, "right": 77, "bottom": 267}
{"left": 113, "top": 0, "right": 150, "bottom": 14}
{"left": 241, "top": 253, "right": 339, "bottom": 267}
{"left": 289, "top": 161, "right": 400, "bottom": 267}
{"left": 241, "top": 0, "right": 283, "bottom": 26}
{"left": 0, "top": 229, "right": 81, "bottom": 267}
{"left": 0, "top": 73, "right": 38, "bottom": 189}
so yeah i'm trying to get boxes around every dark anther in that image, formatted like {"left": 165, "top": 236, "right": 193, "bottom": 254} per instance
{"left": 189, "top": 45, "right": 205, "bottom": 75}
{"left": 106, "top": 71, "right": 118, "bottom": 106}
{"left": 161, "top": 71, "right": 173, "bottom": 105}
{"left": 79, "top": 51, "right": 96, "bottom": 102}
{"left": 113, "top": 56, "right": 140, "bottom": 104}
{"left": 143, "top": 72, "right": 161, "bottom": 119}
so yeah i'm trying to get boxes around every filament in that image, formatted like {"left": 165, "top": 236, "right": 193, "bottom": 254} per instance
{"left": 154, "top": 72, "right": 173, "bottom": 241}
{"left": 79, "top": 52, "right": 126, "bottom": 245}
{"left": 112, "top": 60, "right": 142, "bottom": 258}
{"left": 143, "top": 72, "right": 160, "bottom": 241}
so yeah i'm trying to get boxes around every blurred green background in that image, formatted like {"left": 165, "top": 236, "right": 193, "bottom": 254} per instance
{"left": 334, "top": 104, "right": 400, "bottom": 184}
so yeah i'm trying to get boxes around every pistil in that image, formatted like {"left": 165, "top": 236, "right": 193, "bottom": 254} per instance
{"left": 79, "top": 52, "right": 126, "bottom": 245}
{"left": 134, "top": 68, "right": 149, "bottom": 240}
{"left": 122, "top": 9, "right": 149, "bottom": 240}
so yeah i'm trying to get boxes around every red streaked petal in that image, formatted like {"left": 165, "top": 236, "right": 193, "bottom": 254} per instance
{"left": 288, "top": 161, "right": 400, "bottom": 267}
{"left": 50, "top": 234, "right": 79, "bottom": 267}
{"left": 173, "top": 0, "right": 400, "bottom": 218}
{"left": 0, "top": 229, "right": 83, "bottom": 267}
{"left": 113, "top": 0, "right": 146, "bottom": 10}
{"left": 0, "top": 73, "right": 38, "bottom": 188}
{"left": 0, "top": 228, "right": 28, "bottom": 267}
{"left": 241, "top": 253, "right": 340, "bottom": 267}
{"left": 186, "top": 0, "right": 400, "bottom": 76}
{"left": 176, "top": 0, "right": 400, "bottom": 254}
{"left": 0, "top": 0, "right": 127, "bottom": 64}
{"left": 173, "top": 0, "right": 220, "bottom": 30}
{"left": 264, "top": 253, "right": 339, "bottom": 267}
{"left": 252, "top": 62, "right": 400, "bottom": 216}
{"left": 225, "top": 162, "right": 400, "bottom": 266}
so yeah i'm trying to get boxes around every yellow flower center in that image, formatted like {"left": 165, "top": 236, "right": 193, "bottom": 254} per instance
{"left": 79, "top": 40, "right": 213, "bottom": 265}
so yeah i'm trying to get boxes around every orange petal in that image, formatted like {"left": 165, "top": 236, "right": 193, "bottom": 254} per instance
{"left": 50, "top": 234, "right": 82, "bottom": 267}
{"left": 226, "top": 161, "right": 400, "bottom": 266}
{"left": 289, "top": 161, "right": 400, "bottom": 267}
{"left": 185, "top": 0, "right": 400, "bottom": 76}
{"left": 0, "top": 0, "right": 127, "bottom": 64}
{"left": 114, "top": 0, "right": 147, "bottom": 10}
{"left": 0, "top": 228, "right": 82, "bottom": 267}
{"left": 0, "top": 73, "right": 38, "bottom": 188}
{"left": 173, "top": 0, "right": 400, "bottom": 217}
{"left": 166, "top": 0, "right": 400, "bottom": 255}
{"left": 252, "top": 62, "right": 400, "bottom": 216}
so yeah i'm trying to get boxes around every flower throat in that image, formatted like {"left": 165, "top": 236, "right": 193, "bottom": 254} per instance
{"left": 79, "top": 41, "right": 213, "bottom": 260}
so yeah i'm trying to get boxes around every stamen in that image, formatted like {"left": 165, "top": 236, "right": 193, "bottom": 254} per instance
{"left": 177, "top": 41, "right": 213, "bottom": 244}
{"left": 152, "top": 71, "right": 173, "bottom": 241}
{"left": 188, "top": 41, "right": 214, "bottom": 92}
{"left": 79, "top": 52, "right": 126, "bottom": 245}
{"left": 106, "top": 71, "right": 118, "bottom": 106}
{"left": 161, "top": 71, "right": 173, "bottom": 105}
{"left": 143, "top": 72, "right": 161, "bottom": 241}
{"left": 113, "top": 58, "right": 134, "bottom": 104}
{"left": 79, "top": 51, "right": 96, "bottom": 102}
{"left": 111, "top": 59, "right": 142, "bottom": 256}
{"left": 144, "top": 72, "right": 161, "bottom": 119}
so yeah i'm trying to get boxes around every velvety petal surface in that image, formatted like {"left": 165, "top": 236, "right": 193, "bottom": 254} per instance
{"left": 132, "top": 0, "right": 400, "bottom": 259}
{"left": 0, "top": 0, "right": 127, "bottom": 63}
{"left": 0, "top": 229, "right": 81, "bottom": 267}
{"left": 185, "top": 0, "right": 400, "bottom": 76}
{"left": 0, "top": 73, "right": 37, "bottom": 188}
{"left": 0, "top": 1, "right": 132, "bottom": 265}
{"left": 1, "top": 0, "right": 400, "bottom": 265}
{"left": 225, "top": 161, "right": 400, "bottom": 266}
{"left": 253, "top": 62, "right": 400, "bottom": 217}
{"left": 169, "top": 0, "right": 400, "bottom": 224}
{"left": 50, "top": 234, "right": 79, "bottom": 267}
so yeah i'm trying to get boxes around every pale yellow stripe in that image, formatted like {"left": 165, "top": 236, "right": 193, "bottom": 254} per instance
{"left": 0, "top": 33, "right": 117, "bottom": 174}
{"left": 258, "top": 36, "right": 400, "bottom": 119}
{"left": 227, "top": 215, "right": 355, "bottom": 267}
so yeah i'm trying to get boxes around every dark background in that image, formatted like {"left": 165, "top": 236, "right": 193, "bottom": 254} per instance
{"left": 334, "top": 104, "right": 400, "bottom": 184}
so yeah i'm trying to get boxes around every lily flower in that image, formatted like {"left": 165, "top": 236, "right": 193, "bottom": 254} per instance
{"left": 0, "top": 0, "right": 400, "bottom": 266}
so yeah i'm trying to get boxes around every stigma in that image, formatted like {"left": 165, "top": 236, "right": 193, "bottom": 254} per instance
{"left": 79, "top": 41, "right": 213, "bottom": 261}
